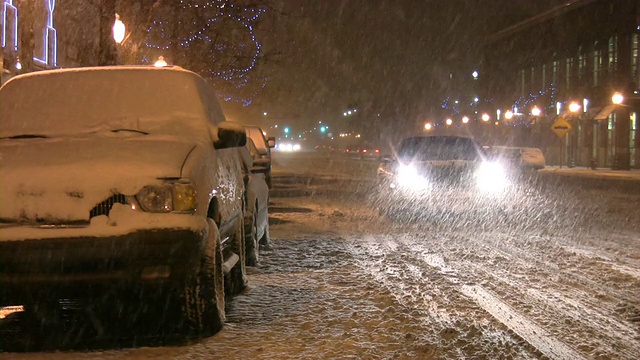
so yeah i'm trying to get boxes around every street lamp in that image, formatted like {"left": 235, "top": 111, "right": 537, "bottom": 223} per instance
{"left": 462, "top": 116, "right": 469, "bottom": 124}
{"left": 424, "top": 123, "right": 432, "bottom": 131}
{"left": 504, "top": 110, "right": 514, "bottom": 120}
{"left": 154, "top": 56, "right": 167, "bottom": 67}
{"left": 445, "top": 118, "right": 453, "bottom": 126}
{"left": 531, "top": 106, "right": 541, "bottom": 117}
{"left": 569, "top": 101, "right": 581, "bottom": 113}
{"left": 612, "top": 92, "right": 624, "bottom": 105}
{"left": 113, "top": 14, "right": 125, "bottom": 44}
{"left": 481, "top": 113, "right": 490, "bottom": 122}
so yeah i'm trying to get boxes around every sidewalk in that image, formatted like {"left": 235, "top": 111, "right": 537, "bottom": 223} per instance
{"left": 539, "top": 166, "right": 640, "bottom": 181}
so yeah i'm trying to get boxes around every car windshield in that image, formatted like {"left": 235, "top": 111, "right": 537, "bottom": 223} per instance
{"left": 245, "top": 126, "right": 268, "bottom": 149}
{"left": 398, "top": 137, "right": 479, "bottom": 161}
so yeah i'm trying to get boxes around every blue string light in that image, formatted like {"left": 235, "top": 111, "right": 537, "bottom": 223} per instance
{"left": 143, "top": 0, "right": 267, "bottom": 105}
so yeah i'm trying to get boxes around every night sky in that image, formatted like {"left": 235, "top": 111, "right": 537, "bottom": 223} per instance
{"left": 223, "top": 0, "right": 569, "bottom": 131}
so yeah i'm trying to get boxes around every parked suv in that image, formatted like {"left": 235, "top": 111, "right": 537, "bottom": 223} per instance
{"left": 243, "top": 125, "right": 275, "bottom": 188}
{"left": 0, "top": 66, "right": 248, "bottom": 336}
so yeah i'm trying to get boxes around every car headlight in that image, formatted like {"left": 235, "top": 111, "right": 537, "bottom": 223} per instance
{"left": 396, "top": 163, "right": 430, "bottom": 190}
{"left": 476, "top": 162, "right": 509, "bottom": 193}
{"left": 135, "top": 182, "right": 197, "bottom": 213}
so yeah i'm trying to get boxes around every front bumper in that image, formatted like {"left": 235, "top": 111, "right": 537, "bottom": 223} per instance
{"left": 0, "top": 227, "right": 207, "bottom": 306}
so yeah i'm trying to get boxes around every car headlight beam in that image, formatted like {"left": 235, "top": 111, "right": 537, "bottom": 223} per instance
{"left": 476, "top": 162, "right": 509, "bottom": 193}
{"left": 396, "top": 163, "right": 430, "bottom": 191}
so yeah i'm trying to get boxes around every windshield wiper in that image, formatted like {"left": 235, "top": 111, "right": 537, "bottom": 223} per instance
{"left": 110, "top": 128, "right": 149, "bottom": 135}
{"left": 0, "top": 134, "right": 49, "bottom": 140}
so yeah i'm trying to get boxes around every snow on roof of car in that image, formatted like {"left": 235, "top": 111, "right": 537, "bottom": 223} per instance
{"left": 0, "top": 66, "right": 225, "bottom": 137}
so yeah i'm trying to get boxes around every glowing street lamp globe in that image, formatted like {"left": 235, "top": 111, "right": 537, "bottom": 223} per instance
{"left": 531, "top": 106, "right": 541, "bottom": 117}
{"left": 612, "top": 92, "right": 624, "bottom": 105}
{"left": 424, "top": 123, "right": 432, "bottom": 131}
{"left": 445, "top": 118, "right": 453, "bottom": 126}
{"left": 504, "top": 110, "right": 514, "bottom": 120}
{"left": 154, "top": 56, "right": 168, "bottom": 67}
{"left": 113, "top": 14, "right": 126, "bottom": 44}
{"left": 481, "top": 113, "right": 490, "bottom": 122}
{"left": 462, "top": 116, "right": 469, "bottom": 124}
{"left": 569, "top": 102, "right": 581, "bottom": 113}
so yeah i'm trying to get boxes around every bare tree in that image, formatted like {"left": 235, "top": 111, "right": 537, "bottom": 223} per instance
{"left": 134, "top": 0, "right": 279, "bottom": 105}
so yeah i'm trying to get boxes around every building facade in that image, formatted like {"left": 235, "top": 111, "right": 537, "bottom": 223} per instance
{"left": 1, "top": 0, "right": 117, "bottom": 86}
{"left": 481, "top": 0, "right": 639, "bottom": 169}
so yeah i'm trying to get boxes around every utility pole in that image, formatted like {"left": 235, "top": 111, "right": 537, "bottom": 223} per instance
{"left": 16, "top": 0, "right": 35, "bottom": 73}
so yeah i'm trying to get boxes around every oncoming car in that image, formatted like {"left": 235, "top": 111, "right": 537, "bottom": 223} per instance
{"left": 376, "top": 135, "right": 513, "bottom": 217}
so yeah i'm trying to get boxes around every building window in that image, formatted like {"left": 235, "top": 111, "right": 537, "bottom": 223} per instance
{"left": 632, "top": 33, "right": 638, "bottom": 85}
{"left": 566, "top": 57, "right": 574, "bottom": 90}
{"left": 578, "top": 52, "right": 587, "bottom": 83}
{"left": 520, "top": 69, "right": 526, "bottom": 97}
{"left": 608, "top": 34, "right": 618, "bottom": 80}
{"left": 552, "top": 59, "right": 559, "bottom": 85}
{"left": 530, "top": 66, "right": 535, "bottom": 93}
{"left": 593, "top": 48, "right": 602, "bottom": 87}
{"left": 631, "top": 112, "right": 637, "bottom": 167}
{"left": 541, "top": 63, "right": 547, "bottom": 89}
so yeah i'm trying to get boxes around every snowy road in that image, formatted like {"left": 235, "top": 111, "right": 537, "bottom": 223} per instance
{"left": 2, "top": 152, "right": 639, "bottom": 359}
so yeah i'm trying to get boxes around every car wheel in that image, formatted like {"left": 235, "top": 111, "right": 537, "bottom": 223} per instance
{"left": 226, "top": 214, "right": 248, "bottom": 298}
{"left": 181, "top": 218, "right": 225, "bottom": 336}
{"left": 244, "top": 209, "right": 259, "bottom": 267}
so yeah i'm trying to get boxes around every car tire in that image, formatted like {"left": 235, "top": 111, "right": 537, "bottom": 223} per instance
{"left": 244, "top": 209, "right": 259, "bottom": 267}
{"left": 182, "top": 218, "right": 225, "bottom": 336}
{"left": 226, "top": 215, "right": 248, "bottom": 298}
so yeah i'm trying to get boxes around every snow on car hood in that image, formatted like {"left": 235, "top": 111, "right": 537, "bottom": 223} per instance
{"left": 0, "top": 134, "right": 196, "bottom": 223}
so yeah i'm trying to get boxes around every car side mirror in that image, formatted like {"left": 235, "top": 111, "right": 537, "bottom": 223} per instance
{"left": 214, "top": 121, "right": 247, "bottom": 149}
{"left": 253, "top": 158, "right": 270, "bottom": 168}
{"left": 267, "top": 137, "right": 276, "bottom": 148}
{"left": 250, "top": 165, "right": 269, "bottom": 174}
{"left": 380, "top": 155, "right": 393, "bottom": 163}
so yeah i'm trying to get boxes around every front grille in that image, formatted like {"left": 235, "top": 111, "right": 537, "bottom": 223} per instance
{"left": 90, "top": 194, "right": 127, "bottom": 218}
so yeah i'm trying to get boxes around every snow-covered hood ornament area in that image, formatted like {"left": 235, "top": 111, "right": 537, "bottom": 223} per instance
{"left": 0, "top": 134, "right": 195, "bottom": 224}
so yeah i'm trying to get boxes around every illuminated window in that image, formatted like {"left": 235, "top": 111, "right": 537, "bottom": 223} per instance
{"left": 552, "top": 59, "right": 559, "bottom": 85}
{"left": 593, "top": 47, "right": 602, "bottom": 87}
{"left": 631, "top": 112, "right": 637, "bottom": 167}
{"left": 541, "top": 63, "right": 546, "bottom": 89}
{"left": 565, "top": 57, "right": 574, "bottom": 90}
{"left": 32, "top": 0, "right": 57, "bottom": 67}
{"left": 632, "top": 33, "right": 638, "bottom": 83}
{"left": 578, "top": 51, "right": 587, "bottom": 82}
{"left": 530, "top": 66, "right": 535, "bottom": 92}
{"left": 608, "top": 35, "right": 618, "bottom": 79}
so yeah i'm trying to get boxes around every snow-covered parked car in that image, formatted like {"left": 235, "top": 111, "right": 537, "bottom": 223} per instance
{"left": 0, "top": 66, "right": 249, "bottom": 336}
{"left": 243, "top": 125, "right": 275, "bottom": 188}
{"left": 485, "top": 146, "right": 546, "bottom": 170}
{"left": 239, "top": 137, "right": 271, "bottom": 266}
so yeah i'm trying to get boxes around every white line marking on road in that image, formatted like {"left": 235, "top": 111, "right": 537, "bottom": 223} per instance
{"left": 461, "top": 285, "right": 586, "bottom": 360}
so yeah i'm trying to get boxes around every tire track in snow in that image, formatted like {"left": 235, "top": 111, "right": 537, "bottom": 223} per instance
{"left": 440, "top": 231, "right": 640, "bottom": 358}
{"left": 350, "top": 234, "right": 587, "bottom": 360}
